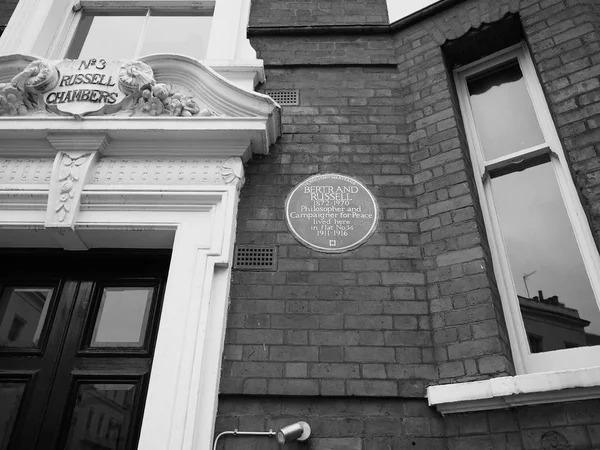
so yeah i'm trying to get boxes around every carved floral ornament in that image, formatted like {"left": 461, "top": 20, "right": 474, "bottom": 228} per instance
{"left": 55, "top": 153, "right": 88, "bottom": 222}
{"left": 0, "top": 58, "right": 216, "bottom": 118}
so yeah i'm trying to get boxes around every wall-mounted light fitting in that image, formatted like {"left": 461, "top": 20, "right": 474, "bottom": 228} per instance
{"left": 276, "top": 421, "right": 311, "bottom": 444}
{"left": 213, "top": 422, "right": 311, "bottom": 450}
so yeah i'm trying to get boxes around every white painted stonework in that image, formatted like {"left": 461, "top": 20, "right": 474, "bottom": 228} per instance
{"left": 0, "top": 0, "right": 263, "bottom": 90}
{"left": 428, "top": 366, "right": 600, "bottom": 415}
{"left": 0, "top": 53, "right": 280, "bottom": 450}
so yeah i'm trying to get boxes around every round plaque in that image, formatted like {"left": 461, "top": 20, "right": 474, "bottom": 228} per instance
{"left": 285, "top": 173, "right": 378, "bottom": 253}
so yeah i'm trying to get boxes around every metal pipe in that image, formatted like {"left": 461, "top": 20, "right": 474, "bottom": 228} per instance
{"left": 213, "top": 429, "right": 275, "bottom": 450}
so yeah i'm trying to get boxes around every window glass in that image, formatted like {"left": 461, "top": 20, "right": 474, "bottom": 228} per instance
{"left": 62, "top": 383, "right": 137, "bottom": 450}
{"left": 0, "top": 382, "right": 26, "bottom": 450}
{"left": 90, "top": 287, "right": 154, "bottom": 348}
{"left": 0, "top": 288, "right": 53, "bottom": 348}
{"left": 491, "top": 163, "right": 600, "bottom": 352}
{"left": 67, "top": 13, "right": 146, "bottom": 60}
{"left": 140, "top": 15, "right": 212, "bottom": 59}
{"left": 467, "top": 61, "right": 545, "bottom": 161}
{"left": 67, "top": 12, "right": 213, "bottom": 60}
{"left": 527, "top": 334, "right": 543, "bottom": 354}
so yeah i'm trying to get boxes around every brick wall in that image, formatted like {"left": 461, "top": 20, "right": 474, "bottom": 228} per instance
{"left": 419, "top": 0, "right": 600, "bottom": 247}
{"left": 218, "top": 0, "right": 600, "bottom": 448}
{"left": 249, "top": 0, "right": 388, "bottom": 27}
{"left": 216, "top": 396, "right": 600, "bottom": 450}
{"left": 221, "top": 63, "right": 436, "bottom": 398}
{"left": 249, "top": 34, "right": 396, "bottom": 66}
{"left": 396, "top": 17, "right": 515, "bottom": 383}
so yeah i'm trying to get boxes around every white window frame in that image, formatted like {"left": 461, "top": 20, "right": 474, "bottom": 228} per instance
{"left": 52, "top": 0, "right": 216, "bottom": 61}
{"left": 455, "top": 42, "right": 600, "bottom": 375}
{"left": 0, "top": 0, "right": 263, "bottom": 89}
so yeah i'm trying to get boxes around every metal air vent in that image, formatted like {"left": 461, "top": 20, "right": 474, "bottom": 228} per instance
{"left": 234, "top": 245, "right": 278, "bottom": 270}
{"left": 265, "top": 90, "right": 299, "bottom": 106}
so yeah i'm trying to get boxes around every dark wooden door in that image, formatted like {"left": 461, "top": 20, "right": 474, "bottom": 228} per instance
{"left": 0, "top": 251, "right": 170, "bottom": 450}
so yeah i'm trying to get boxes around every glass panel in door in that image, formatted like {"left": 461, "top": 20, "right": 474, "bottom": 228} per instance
{"left": 90, "top": 287, "right": 154, "bottom": 348}
{"left": 0, "top": 382, "right": 26, "bottom": 450}
{"left": 62, "top": 383, "right": 138, "bottom": 450}
{"left": 0, "top": 287, "right": 53, "bottom": 348}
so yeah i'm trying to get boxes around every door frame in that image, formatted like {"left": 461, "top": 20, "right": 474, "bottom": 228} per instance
{"left": 0, "top": 51, "right": 280, "bottom": 450}
{"left": 0, "top": 186, "right": 240, "bottom": 450}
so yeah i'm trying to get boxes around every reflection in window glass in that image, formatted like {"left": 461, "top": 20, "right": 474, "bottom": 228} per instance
{"left": 527, "top": 333, "right": 543, "bottom": 354}
{"left": 467, "top": 61, "right": 545, "bottom": 161}
{"left": 491, "top": 163, "right": 600, "bottom": 352}
{"left": 90, "top": 287, "right": 153, "bottom": 348}
{"left": 0, "top": 382, "right": 26, "bottom": 450}
{"left": 63, "top": 383, "right": 136, "bottom": 450}
{"left": 67, "top": 13, "right": 146, "bottom": 60}
{"left": 0, "top": 288, "right": 53, "bottom": 347}
{"left": 67, "top": 12, "right": 213, "bottom": 60}
{"left": 140, "top": 15, "right": 213, "bottom": 59}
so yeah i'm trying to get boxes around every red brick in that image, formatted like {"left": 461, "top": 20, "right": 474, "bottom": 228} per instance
{"left": 447, "top": 337, "right": 502, "bottom": 359}
{"left": 267, "top": 379, "right": 319, "bottom": 395}
{"left": 223, "top": 3, "right": 600, "bottom": 437}
{"left": 344, "top": 347, "right": 395, "bottom": 363}
{"left": 346, "top": 380, "right": 398, "bottom": 396}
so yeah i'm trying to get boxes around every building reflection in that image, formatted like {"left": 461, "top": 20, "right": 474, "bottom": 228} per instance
{"left": 66, "top": 384, "right": 135, "bottom": 450}
{"left": 520, "top": 290, "right": 600, "bottom": 353}
{"left": 0, "top": 288, "right": 51, "bottom": 347}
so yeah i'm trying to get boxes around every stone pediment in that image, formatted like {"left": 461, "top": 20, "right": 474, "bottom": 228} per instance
{"left": 0, "top": 54, "right": 281, "bottom": 156}
{"left": 0, "top": 54, "right": 277, "bottom": 118}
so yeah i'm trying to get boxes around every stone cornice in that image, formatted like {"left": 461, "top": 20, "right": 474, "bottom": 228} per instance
{"left": 89, "top": 156, "right": 245, "bottom": 188}
{"left": 0, "top": 54, "right": 281, "bottom": 158}
{"left": 47, "top": 132, "right": 110, "bottom": 152}
{"left": 0, "top": 119, "right": 271, "bottom": 160}
{"left": 0, "top": 155, "right": 245, "bottom": 188}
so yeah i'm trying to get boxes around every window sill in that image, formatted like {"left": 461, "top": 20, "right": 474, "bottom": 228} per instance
{"left": 427, "top": 366, "right": 600, "bottom": 414}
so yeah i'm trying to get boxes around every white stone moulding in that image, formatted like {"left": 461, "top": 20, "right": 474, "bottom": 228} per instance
{"left": 427, "top": 366, "right": 600, "bottom": 415}
{"left": 0, "top": 180, "right": 243, "bottom": 449}
{"left": 0, "top": 155, "right": 246, "bottom": 240}
{"left": 89, "top": 157, "right": 244, "bottom": 186}
{"left": 46, "top": 150, "right": 98, "bottom": 227}
{"left": 0, "top": 0, "right": 263, "bottom": 89}
{"left": 0, "top": 157, "right": 54, "bottom": 184}
{"left": 0, "top": 157, "right": 245, "bottom": 189}
{"left": 0, "top": 53, "right": 279, "bottom": 450}
{"left": 0, "top": 54, "right": 280, "bottom": 157}
{"left": 0, "top": 171, "right": 244, "bottom": 450}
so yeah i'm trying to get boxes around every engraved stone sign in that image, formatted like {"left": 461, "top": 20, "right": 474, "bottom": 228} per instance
{"left": 1, "top": 58, "right": 205, "bottom": 117}
{"left": 285, "top": 173, "right": 378, "bottom": 253}
{"left": 44, "top": 59, "right": 125, "bottom": 116}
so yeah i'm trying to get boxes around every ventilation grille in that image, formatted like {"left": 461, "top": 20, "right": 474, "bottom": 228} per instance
{"left": 265, "top": 90, "right": 299, "bottom": 106}
{"left": 234, "top": 245, "right": 277, "bottom": 270}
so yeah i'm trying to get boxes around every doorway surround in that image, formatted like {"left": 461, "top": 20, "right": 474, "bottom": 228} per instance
{"left": 0, "top": 53, "right": 280, "bottom": 450}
